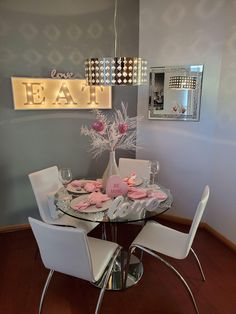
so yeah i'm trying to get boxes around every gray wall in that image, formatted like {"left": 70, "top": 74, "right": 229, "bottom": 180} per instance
{"left": 0, "top": 0, "right": 139, "bottom": 226}
{"left": 138, "top": 0, "right": 236, "bottom": 243}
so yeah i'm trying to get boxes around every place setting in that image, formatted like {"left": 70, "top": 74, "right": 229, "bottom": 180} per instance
{"left": 70, "top": 191, "right": 112, "bottom": 213}
{"left": 57, "top": 165, "right": 168, "bottom": 217}
{"left": 67, "top": 179, "right": 103, "bottom": 194}
{"left": 127, "top": 187, "right": 168, "bottom": 202}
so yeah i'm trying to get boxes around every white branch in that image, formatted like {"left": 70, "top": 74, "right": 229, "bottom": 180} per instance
{"left": 81, "top": 103, "right": 142, "bottom": 158}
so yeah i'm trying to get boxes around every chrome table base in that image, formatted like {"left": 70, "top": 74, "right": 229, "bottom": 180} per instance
{"left": 95, "top": 251, "right": 143, "bottom": 291}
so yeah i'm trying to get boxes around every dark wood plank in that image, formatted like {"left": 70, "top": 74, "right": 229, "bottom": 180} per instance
{"left": 0, "top": 221, "right": 235, "bottom": 314}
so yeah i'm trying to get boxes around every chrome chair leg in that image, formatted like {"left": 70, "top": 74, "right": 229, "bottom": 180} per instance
{"left": 101, "top": 223, "right": 107, "bottom": 240}
{"left": 191, "top": 248, "right": 206, "bottom": 281}
{"left": 130, "top": 245, "right": 200, "bottom": 314}
{"left": 139, "top": 250, "right": 144, "bottom": 262}
{"left": 39, "top": 269, "right": 54, "bottom": 314}
{"left": 95, "top": 246, "right": 122, "bottom": 314}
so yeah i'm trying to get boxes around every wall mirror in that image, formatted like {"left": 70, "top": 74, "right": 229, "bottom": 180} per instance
{"left": 148, "top": 65, "right": 203, "bottom": 121}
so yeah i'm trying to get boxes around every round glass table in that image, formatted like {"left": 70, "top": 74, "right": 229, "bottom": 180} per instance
{"left": 55, "top": 184, "right": 173, "bottom": 290}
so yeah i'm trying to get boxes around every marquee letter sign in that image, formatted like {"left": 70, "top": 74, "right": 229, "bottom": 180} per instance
{"left": 11, "top": 77, "right": 112, "bottom": 110}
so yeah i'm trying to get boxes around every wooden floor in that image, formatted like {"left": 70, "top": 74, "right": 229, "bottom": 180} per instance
{"left": 0, "top": 220, "right": 236, "bottom": 314}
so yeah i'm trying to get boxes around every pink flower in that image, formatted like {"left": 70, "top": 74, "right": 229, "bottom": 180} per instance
{"left": 118, "top": 123, "right": 128, "bottom": 134}
{"left": 92, "top": 121, "right": 104, "bottom": 132}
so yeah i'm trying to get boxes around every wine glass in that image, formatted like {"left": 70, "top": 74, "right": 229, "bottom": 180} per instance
{"left": 58, "top": 168, "right": 73, "bottom": 201}
{"left": 150, "top": 160, "right": 160, "bottom": 187}
{"left": 59, "top": 168, "right": 72, "bottom": 187}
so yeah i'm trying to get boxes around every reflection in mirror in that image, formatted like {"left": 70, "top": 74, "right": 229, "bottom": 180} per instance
{"left": 148, "top": 65, "right": 203, "bottom": 121}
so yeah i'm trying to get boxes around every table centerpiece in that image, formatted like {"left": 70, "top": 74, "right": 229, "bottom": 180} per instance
{"left": 81, "top": 102, "right": 141, "bottom": 187}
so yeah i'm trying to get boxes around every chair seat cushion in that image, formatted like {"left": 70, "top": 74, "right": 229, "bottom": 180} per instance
{"left": 87, "top": 237, "right": 119, "bottom": 282}
{"left": 132, "top": 221, "right": 189, "bottom": 259}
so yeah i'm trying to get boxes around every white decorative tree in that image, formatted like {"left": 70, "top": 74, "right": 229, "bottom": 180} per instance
{"left": 81, "top": 102, "right": 141, "bottom": 158}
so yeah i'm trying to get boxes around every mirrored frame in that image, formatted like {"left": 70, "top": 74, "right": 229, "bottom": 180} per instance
{"left": 148, "top": 65, "right": 203, "bottom": 121}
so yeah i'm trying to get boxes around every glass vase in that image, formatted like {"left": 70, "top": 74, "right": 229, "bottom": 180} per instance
{"left": 102, "top": 151, "right": 120, "bottom": 188}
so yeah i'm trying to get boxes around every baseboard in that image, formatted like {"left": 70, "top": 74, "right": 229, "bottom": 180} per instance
{"left": 1, "top": 217, "right": 235, "bottom": 253}
{"left": 160, "top": 213, "right": 199, "bottom": 226}
{"left": 203, "top": 223, "right": 236, "bottom": 252}
{"left": 0, "top": 223, "right": 30, "bottom": 233}
{"left": 161, "top": 213, "right": 236, "bottom": 253}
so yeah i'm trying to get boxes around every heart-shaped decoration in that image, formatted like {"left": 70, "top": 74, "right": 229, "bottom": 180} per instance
{"left": 106, "top": 175, "right": 128, "bottom": 198}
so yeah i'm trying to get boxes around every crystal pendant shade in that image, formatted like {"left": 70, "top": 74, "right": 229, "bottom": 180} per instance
{"left": 85, "top": 57, "right": 148, "bottom": 86}
{"left": 169, "top": 76, "right": 197, "bottom": 90}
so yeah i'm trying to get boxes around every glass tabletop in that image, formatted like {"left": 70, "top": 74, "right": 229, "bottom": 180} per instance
{"left": 55, "top": 184, "right": 173, "bottom": 224}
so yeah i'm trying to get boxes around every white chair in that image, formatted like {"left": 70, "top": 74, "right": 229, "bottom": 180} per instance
{"left": 28, "top": 166, "right": 98, "bottom": 233}
{"left": 125, "top": 185, "right": 210, "bottom": 314}
{"left": 118, "top": 158, "right": 151, "bottom": 180}
{"left": 29, "top": 217, "right": 121, "bottom": 314}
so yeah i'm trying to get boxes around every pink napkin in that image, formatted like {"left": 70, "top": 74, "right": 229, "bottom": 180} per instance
{"left": 88, "top": 191, "right": 110, "bottom": 204}
{"left": 73, "top": 201, "right": 90, "bottom": 211}
{"left": 148, "top": 190, "right": 167, "bottom": 201}
{"left": 84, "top": 182, "right": 96, "bottom": 192}
{"left": 127, "top": 187, "right": 167, "bottom": 201}
{"left": 84, "top": 180, "right": 102, "bottom": 192}
{"left": 73, "top": 192, "right": 110, "bottom": 211}
{"left": 127, "top": 187, "right": 147, "bottom": 199}
{"left": 123, "top": 172, "right": 137, "bottom": 187}
{"left": 70, "top": 180, "right": 82, "bottom": 189}
{"left": 93, "top": 180, "right": 103, "bottom": 190}
{"left": 70, "top": 180, "right": 102, "bottom": 192}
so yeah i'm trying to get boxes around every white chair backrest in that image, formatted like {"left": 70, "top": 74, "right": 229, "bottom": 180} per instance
{"left": 29, "top": 217, "right": 94, "bottom": 282}
{"left": 119, "top": 158, "right": 151, "bottom": 179}
{"left": 28, "top": 166, "right": 62, "bottom": 223}
{"left": 186, "top": 185, "right": 210, "bottom": 253}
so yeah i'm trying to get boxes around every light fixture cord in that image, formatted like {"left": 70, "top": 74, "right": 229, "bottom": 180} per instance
{"left": 114, "top": 0, "right": 118, "bottom": 57}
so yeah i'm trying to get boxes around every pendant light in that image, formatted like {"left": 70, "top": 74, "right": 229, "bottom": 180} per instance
{"left": 169, "top": 76, "right": 197, "bottom": 90}
{"left": 84, "top": 0, "right": 147, "bottom": 86}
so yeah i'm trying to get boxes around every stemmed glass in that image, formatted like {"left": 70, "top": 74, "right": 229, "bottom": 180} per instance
{"left": 149, "top": 160, "right": 160, "bottom": 187}
{"left": 58, "top": 168, "right": 73, "bottom": 200}
{"left": 59, "top": 168, "right": 73, "bottom": 187}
